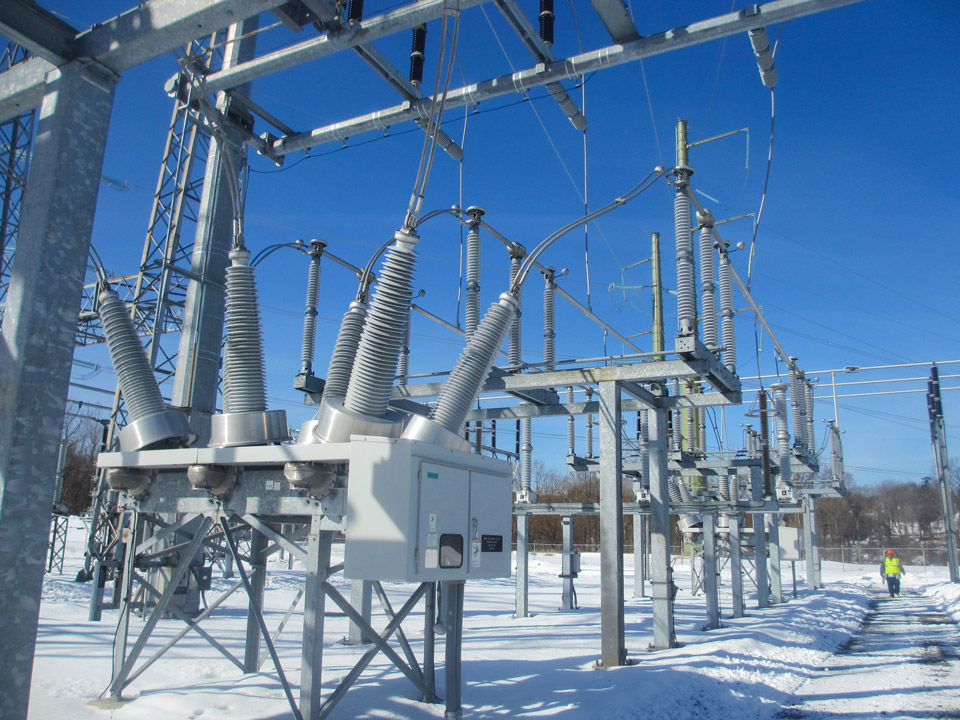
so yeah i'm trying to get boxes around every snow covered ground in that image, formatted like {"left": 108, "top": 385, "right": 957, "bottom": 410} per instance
{"left": 27, "top": 519, "right": 960, "bottom": 719}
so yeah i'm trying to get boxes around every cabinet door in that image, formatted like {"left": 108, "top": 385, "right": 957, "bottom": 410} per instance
{"left": 417, "top": 462, "right": 469, "bottom": 579}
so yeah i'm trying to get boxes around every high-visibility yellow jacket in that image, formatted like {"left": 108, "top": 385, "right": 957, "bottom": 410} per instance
{"left": 883, "top": 556, "right": 904, "bottom": 576}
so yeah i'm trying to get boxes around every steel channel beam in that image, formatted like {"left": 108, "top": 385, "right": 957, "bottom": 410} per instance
{"left": 588, "top": 0, "right": 641, "bottom": 44}
{"left": 0, "top": 0, "right": 287, "bottom": 122}
{"left": 271, "top": 0, "right": 865, "bottom": 156}
{"left": 202, "top": 0, "right": 489, "bottom": 95}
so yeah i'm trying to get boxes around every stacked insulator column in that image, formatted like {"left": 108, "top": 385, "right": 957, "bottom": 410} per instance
{"left": 397, "top": 307, "right": 411, "bottom": 387}
{"left": 771, "top": 382, "right": 792, "bottom": 488}
{"left": 585, "top": 387, "right": 594, "bottom": 458}
{"left": 222, "top": 248, "right": 267, "bottom": 414}
{"left": 521, "top": 416, "right": 533, "bottom": 493}
{"left": 97, "top": 287, "right": 196, "bottom": 451}
{"left": 344, "top": 230, "right": 418, "bottom": 419}
{"left": 464, "top": 208, "right": 484, "bottom": 338}
{"left": 805, "top": 380, "right": 816, "bottom": 450}
{"left": 300, "top": 240, "right": 325, "bottom": 376}
{"left": 508, "top": 243, "right": 525, "bottom": 366}
{"left": 674, "top": 176, "right": 696, "bottom": 336}
{"left": 566, "top": 387, "right": 575, "bottom": 456}
{"left": 788, "top": 359, "right": 806, "bottom": 450}
{"left": 698, "top": 211, "right": 718, "bottom": 348}
{"left": 212, "top": 247, "right": 288, "bottom": 447}
{"left": 543, "top": 267, "right": 556, "bottom": 370}
{"left": 718, "top": 251, "right": 736, "bottom": 372}
{"left": 409, "top": 24, "right": 426, "bottom": 87}
{"left": 430, "top": 293, "right": 518, "bottom": 434}
{"left": 320, "top": 302, "right": 367, "bottom": 408}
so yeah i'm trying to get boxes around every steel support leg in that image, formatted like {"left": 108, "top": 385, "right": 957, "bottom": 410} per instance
{"left": 802, "top": 496, "right": 816, "bottom": 592}
{"left": 424, "top": 582, "right": 436, "bottom": 702}
{"left": 703, "top": 513, "right": 720, "bottom": 629}
{"left": 767, "top": 513, "right": 783, "bottom": 604}
{"left": 598, "top": 381, "right": 625, "bottom": 666}
{"left": 560, "top": 516, "right": 577, "bottom": 610}
{"left": 444, "top": 580, "right": 465, "bottom": 720}
{"left": 346, "top": 580, "right": 374, "bottom": 644}
{"left": 244, "top": 528, "right": 268, "bottom": 671}
{"left": 648, "top": 406, "right": 676, "bottom": 649}
{"left": 0, "top": 60, "right": 116, "bottom": 720}
{"left": 300, "top": 516, "right": 333, "bottom": 720}
{"left": 728, "top": 515, "right": 745, "bottom": 618}
{"left": 515, "top": 514, "right": 529, "bottom": 618}
{"left": 633, "top": 513, "right": 647, "bottom": 598}
{"left": 753, "top": 512, "right": 770, "bottom": 608}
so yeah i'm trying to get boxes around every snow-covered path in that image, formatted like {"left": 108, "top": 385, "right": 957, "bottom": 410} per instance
{"left": 779, "top": 592, "right": 960, "bottom": 719}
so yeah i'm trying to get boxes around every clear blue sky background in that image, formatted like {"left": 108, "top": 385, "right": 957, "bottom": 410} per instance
{"left": 40, "top": 0, "right": 960, "bottom": 486}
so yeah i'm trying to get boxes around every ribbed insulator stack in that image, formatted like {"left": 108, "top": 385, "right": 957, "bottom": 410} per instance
{"left": 672, "top": 380, "right": 683, "bottom": 451}
{"left": 301, "top": 252, "right": 322, "bottom": 374}
{"left": 674, "top": 190, "right": 696, "bottom": 335}
{"left": 788, "top": 360, "right": 805, "bottom": 449}
{"left": 521, "top": 416, "right": 533, "bottom": 492}
{"left": 431, "top": 293, "right": 517, "bottom": 434}
{"left": 322, "top": 301, "right": 368, "bottom": 407}
{"left": 639, "top": 409, "right": 650, "bottom": 483}
{"left": 677, "top": 478, "right": 695, "bottom": 503}
{"left": 748, "top": 27, "right": 778, "bottom": 88}
{"left": 222, "top": 248, "right": 267, "bottom": 414}
{"left": 344, "top": 233, "right": 417, "bottom": 418}
{"left": 409, "top": 24, "right": 426, "bottom": 87}
{"left": 543, "top": 270, "right": 556, "bottom": 370}
{"left": 668, "top": 478, "right": 684, "bottom": 504}
{"left": 698, "top": 224, "right": 718, "bottom": 347}
{"left": 718, "top": 253, "right": 736, "bottom": 372}
{"left": 805, "top": 381, "right": 816, "bottom": 450}
{"left": 585, "top": 387, "right": 594, "bottom": 458}
{"left": 539, "top": 0, "right": 555, "bottom": 45}
{"left": 717, "top": 472, "right": 731, "bottom": 502}
{"left": 566, "top": 387, "right": 575, "bottom": 456}
{"left": 465, "top": 223, "right": 481, "bottom": 338}
{"left": 397, "top": 308, "right": 411, "bottom": 387}
{"left": 508, "top": 247, "right": 524, "bottom": 366}
{"left": 98, "top": 288, "right": 166, "bottom": 421}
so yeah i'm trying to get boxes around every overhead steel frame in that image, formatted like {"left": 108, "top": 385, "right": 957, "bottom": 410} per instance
{"left": 0, "top": 43, "right": 32, "bottom": 327}
{"left": 0, "top": 1, "right": 861, "bottom": 716}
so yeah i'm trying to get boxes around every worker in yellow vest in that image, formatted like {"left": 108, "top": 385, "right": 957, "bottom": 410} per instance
{"left": 880, "top": 549, "right": 905, "bottom": 597}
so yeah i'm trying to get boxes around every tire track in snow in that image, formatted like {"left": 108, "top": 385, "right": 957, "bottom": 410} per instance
{"left": 778, "top": 591, "right": 960, "bottom": 719}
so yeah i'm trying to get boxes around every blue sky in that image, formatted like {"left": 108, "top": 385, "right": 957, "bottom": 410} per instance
{"left": 44, "top": 0, "right": 960, "bottom": 486}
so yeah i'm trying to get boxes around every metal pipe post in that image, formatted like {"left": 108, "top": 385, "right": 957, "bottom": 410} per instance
{"left": 0, "top": 59, "right": 116, "bottom": 720}
{"left": 648, "top": 404, "right": 676, "bottom": 649}
{"left": 243, "top": 528, "right": 268, "bottom": 671}
{"left": 444, "top": 580, "right": 465, "bottom": 720}
{"left": 514, "top": 511, "right": 529, "bottom": 618}
{"left": 346, "top": 580, "right": 373, "bottom": 644}
{"left": 703, "top": 513, "right": 720, "bottom": 629}
{"left": 727, "top": 510, "right": 745, "bottom": 618}
{"left": 299, "top": 517, "right": 334, "bottom": 720}
{"left": 560, "top": 516, "right": 577, "bottom": 610}
{"left": 598, "top": 381, "right": 625, "bottom": 666}
{"left": 769, "top": 382, "right": 791, "bottom": 604}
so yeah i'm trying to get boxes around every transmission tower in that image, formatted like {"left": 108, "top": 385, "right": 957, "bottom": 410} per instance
{"left": 0, "top": 43, "right": 35, "bottom": 328}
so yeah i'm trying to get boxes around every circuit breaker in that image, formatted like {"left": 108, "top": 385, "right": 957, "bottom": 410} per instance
{"left": 343, "top": 436, "right": 513, "bottom": 582}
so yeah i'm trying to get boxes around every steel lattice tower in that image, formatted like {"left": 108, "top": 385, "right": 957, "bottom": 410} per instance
{"left": 0, "top": 43, "right": 34, "bottom": 328}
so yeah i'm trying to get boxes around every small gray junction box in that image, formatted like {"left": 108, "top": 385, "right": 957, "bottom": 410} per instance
{"left": 344, "top": 436, "right": 513, "bottom": 582}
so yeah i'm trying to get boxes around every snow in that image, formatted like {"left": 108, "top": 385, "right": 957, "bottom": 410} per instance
{"left": 27, "top": 519, "right": 960, "bottom": 719}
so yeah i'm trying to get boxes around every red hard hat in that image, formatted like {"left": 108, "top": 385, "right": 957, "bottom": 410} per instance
{"left": 886, "top": 549, "right": 894, "bottom": 555}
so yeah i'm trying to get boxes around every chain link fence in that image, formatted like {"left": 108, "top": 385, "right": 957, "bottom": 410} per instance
{"left": 820, "top": 546, "right": 956, "bottom": 569}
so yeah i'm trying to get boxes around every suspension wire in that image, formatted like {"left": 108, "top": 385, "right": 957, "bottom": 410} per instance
{"left": 746, "top": 23, "right": 783, "bottom": 289}
{"left": 514, "top": 168, "right": 668, "bottom": 289}
{"left": 403, "top": 11, "right": 450, "bottom": 226}
{"left": 405, "top": 4, "right": 462, "bottom": 228}
{"left": 454, "top": 38, "right": 471, "bottom": 330}
{"left": 88, "top": 245, "right": 108, "bottom": 285}
{"left": 746, "top": 87, "right": 775, "bottom": 290}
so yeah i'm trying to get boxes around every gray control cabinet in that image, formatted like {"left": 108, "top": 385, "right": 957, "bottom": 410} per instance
{"left": 344, "top": 436, "right": 513, "bottom": 582}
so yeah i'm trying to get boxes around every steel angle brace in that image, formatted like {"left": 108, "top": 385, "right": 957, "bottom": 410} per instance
{"left": 316, "top": 581, "right": 433, "bottom": 718}
{"left": 109, "top": 515, "right": 213, "bottom": 699}
{"left": 220, "top": 518, "right": 304, "bottom": 720}
{"left": 242, "top": 514, "right": 310, "bottom": 563}
{"left": 135, "top": 514, "right": 234, "bottom": 563}
{"left": 123, "top": 570, "right": 247, "bottom": 685}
